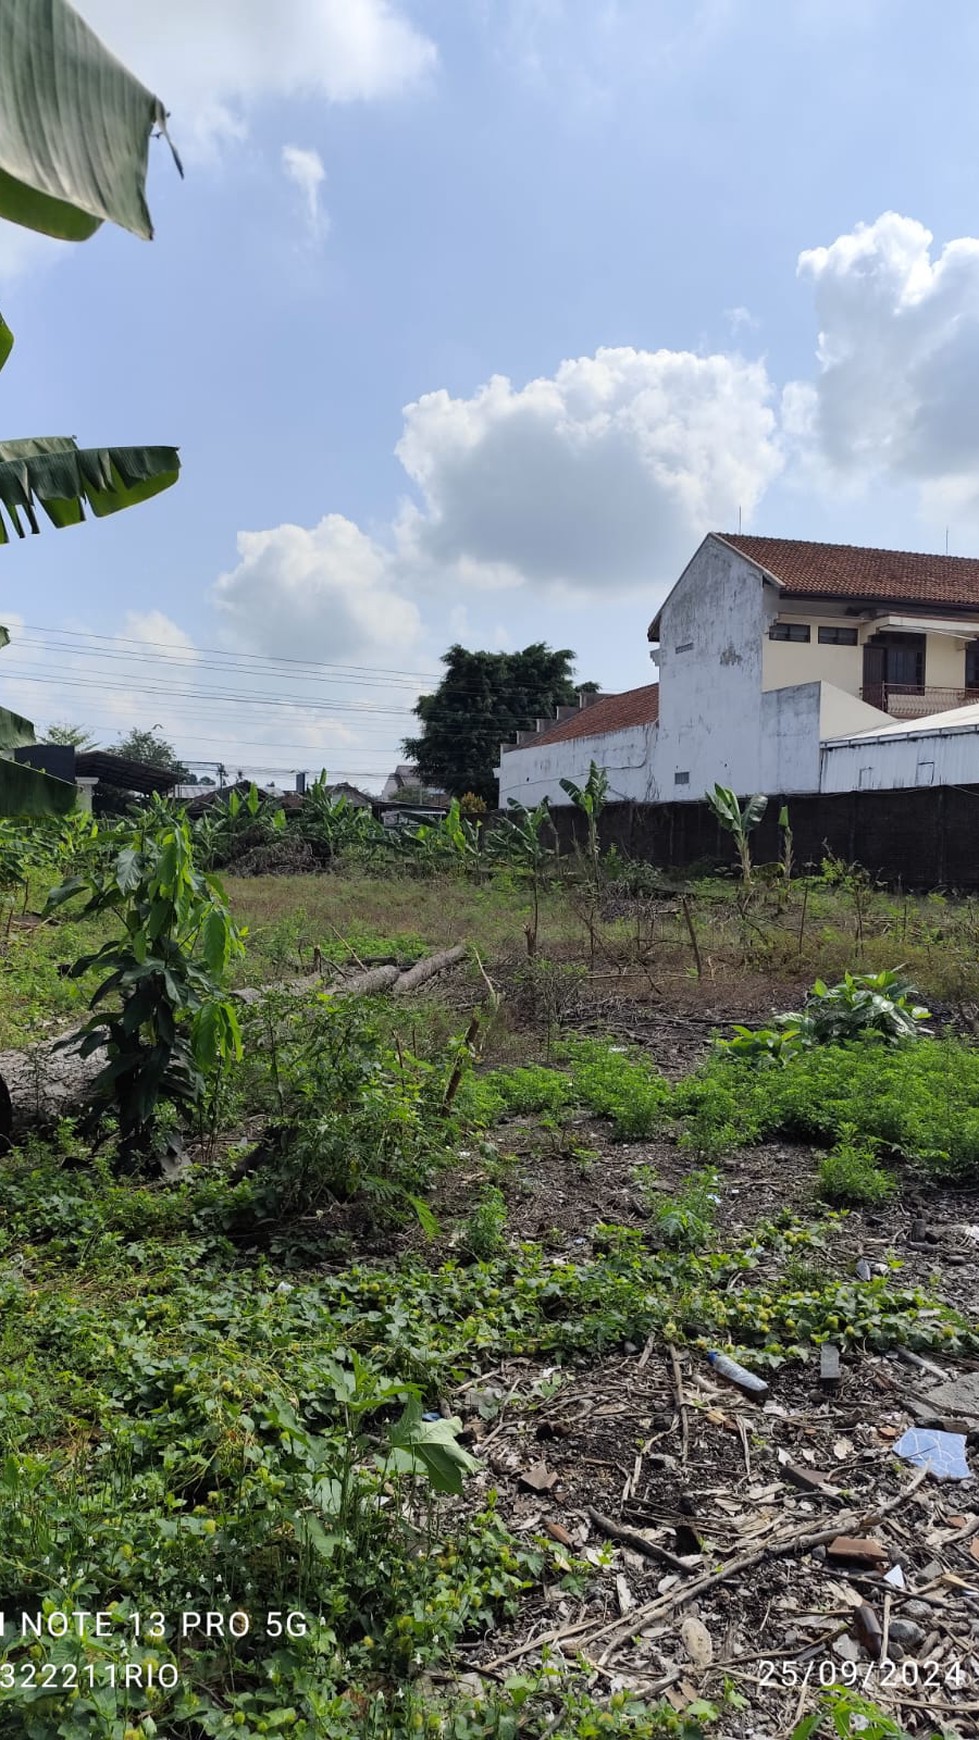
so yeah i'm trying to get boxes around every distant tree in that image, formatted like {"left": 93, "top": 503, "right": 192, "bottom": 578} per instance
{"left": 404, "top": 643, "right": 596, "bottom": 805}
{"left": 46, "top": 721, "right": 96, "bottom": 748}
{"left": 111, "top": 726, "right": 188, "bottom": 778}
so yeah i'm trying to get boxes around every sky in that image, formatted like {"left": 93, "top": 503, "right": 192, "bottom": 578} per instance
{"left": 3, "top": 0, "right": 979, "bottom": 788}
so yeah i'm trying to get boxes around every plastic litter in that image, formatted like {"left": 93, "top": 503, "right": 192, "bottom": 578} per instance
{"left": 894, "top": 1426, "right": 971, "bottom": 1481}
{"left": 854, "top": 1257, "right": 872, "bottom": 1282}
{"left": 707, "top": 1351, "right": 769, "bottom": 1397}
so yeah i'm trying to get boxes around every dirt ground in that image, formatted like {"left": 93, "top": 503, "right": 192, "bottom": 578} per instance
{"left": 415, "top": 969, "right": 979, "bottom": 1736}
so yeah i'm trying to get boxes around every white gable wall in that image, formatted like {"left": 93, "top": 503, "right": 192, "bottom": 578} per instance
{"left": 653, "top": 537, "right": 774, "bottom": 797}
{"left": 496, "top": 721, "right": 658, "bottom": 808}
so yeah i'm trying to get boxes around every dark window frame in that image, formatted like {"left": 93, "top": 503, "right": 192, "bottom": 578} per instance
{"left": 817, "top": 625, "right": 858, "bottom": 646}
{"left": 966, "top": 641, "right": 979, "bottom": 691}
{"left": 768, "top": 622, "right": 811, "bottom": 643}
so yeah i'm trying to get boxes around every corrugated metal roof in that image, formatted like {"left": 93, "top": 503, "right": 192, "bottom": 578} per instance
{"left": 530, "top": 684, "right": 660, "bottom": 747}
{"left": 75, "top": 752, "right": 176, "bottom": 794}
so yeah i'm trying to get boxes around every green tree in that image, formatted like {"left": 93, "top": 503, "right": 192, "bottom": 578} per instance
{"left": 111, "top": 726, "right": 188, "bottom": 779}
{"left": 46, "top": 721, "right": 96, "bottom": 748}
{"left": 404, "top": 643, "right": 596, "bottom": 806}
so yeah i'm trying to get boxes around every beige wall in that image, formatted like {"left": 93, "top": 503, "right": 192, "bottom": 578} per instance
{"left": 818, "top": 685, "right": 891, "bottom": 740}
{"left": 763, "top": 610, "right": 976, "bottom": 699}
{"left": 925, "top": 632, "right": 969, "bottom": 689}
{"left": 763, "top": 618, "right": 863, "bottom": 695}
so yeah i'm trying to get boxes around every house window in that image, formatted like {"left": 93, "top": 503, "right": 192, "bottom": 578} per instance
{"left": 966, "top": 641, "right": 979, "bottom": 690}
{"left": 674, "top": 771, "right": 690, "bottom": 786}
{"left": 769, "top": 622, "right": 811, "bottom": 642}
{"left": 818, "top": 626, "right": 858, "bottom": 646}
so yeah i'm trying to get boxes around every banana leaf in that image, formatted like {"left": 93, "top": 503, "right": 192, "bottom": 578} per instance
{"left": 0, "top": 700, "right": 34, "bottom": 749}
{"left": 0, "top": 754, "right": 75, "bottom": 815}
{"left": 0, "top": 0, "right": 179, "bottom": 242}
{"left": 0, "top": 436, "right": 179, "bottom": 540}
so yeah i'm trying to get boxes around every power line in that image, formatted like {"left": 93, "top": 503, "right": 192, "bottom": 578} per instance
{"left": 13, "top": 635, "right": 429, "bottom": 691}
{"left": 0, "top": 664, "right": 421, "bottom": 715}
{"left": 12, "top": 621, "right": 442, "bottom": 684}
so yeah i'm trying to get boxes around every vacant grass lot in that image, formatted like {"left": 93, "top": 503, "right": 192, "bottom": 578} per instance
{"left": 3, "top": 858, "right": 979, "bottom": 1737}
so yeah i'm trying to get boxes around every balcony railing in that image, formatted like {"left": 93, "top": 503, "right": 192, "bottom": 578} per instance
{"left": 861, "top": 684, "right": 979, "bottom": 720}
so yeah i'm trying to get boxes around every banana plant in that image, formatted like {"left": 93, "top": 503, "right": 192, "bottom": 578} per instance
{"left": 706, "top": 783, "right": 768, "bottom": 886}
{"left": 485, "top": 800, "right": 555, "bottom": 953}
{"left": 0, "top": 0, "right": 180, "bottom": 243}
{"left": 559, "top": 760, "right": 608, "bottom": 870}
{"left": 0, "top": 314, "right": 179, "bottom": 543}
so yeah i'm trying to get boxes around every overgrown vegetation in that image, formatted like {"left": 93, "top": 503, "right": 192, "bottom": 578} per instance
{"left": 0, "top": 801, "right": 976, "bottom": 1736}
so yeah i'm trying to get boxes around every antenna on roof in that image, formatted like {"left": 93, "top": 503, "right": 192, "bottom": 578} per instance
{"left": 738, "top": 505, "right": 742, "bottom": 532}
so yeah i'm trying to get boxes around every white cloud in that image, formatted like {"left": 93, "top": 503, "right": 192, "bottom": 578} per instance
{"left": 790, "top": 212, "right": 979, "bottom": 516}
{"left": 80, "top": 0, "right": 436, "bottom": 153}
{"left": 212, "top": 513, "right": 423, "bottom": 662}
{"left": 281, "top": 145, "right": 328, "bottom": 241}
{"left": 725, "top": 305, "right": 759, "bottom": 335}
{"left": 394, "top": 346, "right": 782, "bottom": 592}
{"left": 0, "top": 223, "right": 70, "bottom": 288}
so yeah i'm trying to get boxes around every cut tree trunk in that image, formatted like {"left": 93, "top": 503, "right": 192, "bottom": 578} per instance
{"left": 0, "top": 945, "right": 469, "bottom": 1140}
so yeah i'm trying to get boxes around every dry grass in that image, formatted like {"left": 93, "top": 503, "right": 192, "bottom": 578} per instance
{"left": 227, "top": 867, "right": 979, "bottom": 1014}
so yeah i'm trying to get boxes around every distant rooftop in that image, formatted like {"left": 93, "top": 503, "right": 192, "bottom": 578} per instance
{"left": 531, "top": 684, "right": 660, "bottom": 747}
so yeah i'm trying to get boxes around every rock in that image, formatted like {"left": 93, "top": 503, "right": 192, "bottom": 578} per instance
{"left": 680, "top": 1615, "right": 713, "bottom": 1667}
{"left": 888, "top": 1618, "right": 925, "bottom": 1647}
{"left": 923, "top": 1371, "right": 979, "bottom": 1419}
{"left": 904, "top": 1600, "right": 935, "bottom": 1622}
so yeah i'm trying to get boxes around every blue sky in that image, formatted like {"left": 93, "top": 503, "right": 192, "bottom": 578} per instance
{"left": 3, "top": 0, "right": 979, "bottom": 787}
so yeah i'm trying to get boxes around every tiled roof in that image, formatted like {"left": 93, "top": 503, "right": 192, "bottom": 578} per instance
{"left": 718, "top": 534, "right": 979, "bottom": 610}
{"left": 529, "top": 684, "right": 659, "bottom": 748}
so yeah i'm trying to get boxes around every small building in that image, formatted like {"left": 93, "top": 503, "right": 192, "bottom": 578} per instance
{"left": 381, "top": 763, "right": 448, "bottom": 806}
{"left": 497, "top": 533, "right": 979, "bottom": 806}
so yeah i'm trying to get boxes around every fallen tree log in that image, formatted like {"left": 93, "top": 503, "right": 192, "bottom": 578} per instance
{"left": 0, "top": 945, "right": 470, "bottom": 1139}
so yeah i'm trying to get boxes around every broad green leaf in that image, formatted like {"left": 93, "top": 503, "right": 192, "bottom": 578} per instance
{"left": 388, "top": 1395, "right": 480, "bottom": 1495}
{"left": 0, "top": 438, "right": 179, "bottom": 542}
{"left": 0, "top": 314, "right": 11, "bottom": 374}
{"left": 0, "top": 699, "right": 34, "bottom": 748}
{"left": 0, "top": 0, "right": 179, "bottom": 243}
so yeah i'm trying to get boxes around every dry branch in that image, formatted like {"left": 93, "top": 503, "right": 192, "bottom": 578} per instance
{"left": 0, "top": 945, "right": 470, "bottom": 1138}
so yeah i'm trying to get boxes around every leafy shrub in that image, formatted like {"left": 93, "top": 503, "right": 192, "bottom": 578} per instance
{"left": 463, "top": 1185, "right": 508, "bottom": 1259}
{"left": 241, "top": 994, "right": 464, "bottom": 1226}
{"left": 674, "top": 1039, "right": 979, "bottom": 1179}
{"left": 817, "top": 1131, "right": 897, "bottom": 1206}
{"left": 567, "top": 1038, "right": 670, "bottom": 1139}
{"left": 47, "top": 800, "right": 244, "bottom": 1164}
{"left": 717, "top": 969, "right": 931, "bottom": 1067}
{"left": 649, "top": 1166, "right": 721, "bottom": 1250}
{"left": 795, "top": 968, "right": 931, "bottom": 1045}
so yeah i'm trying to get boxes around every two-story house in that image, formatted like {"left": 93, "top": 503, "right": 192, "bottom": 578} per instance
{"left": 496, "top": 533, "right": 979, "bottom": 806}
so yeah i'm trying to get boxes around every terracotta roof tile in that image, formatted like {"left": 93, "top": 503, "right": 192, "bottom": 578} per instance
{"left": 525, "top": 684, "right": 659, "bottom": 749}
{"left": 718, "top": 533, "right": 979, "bottom": 610}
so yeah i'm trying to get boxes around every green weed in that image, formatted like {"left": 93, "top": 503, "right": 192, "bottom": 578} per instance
{"left": 817, "top": 1130, "right": 897, "bottom": 1206}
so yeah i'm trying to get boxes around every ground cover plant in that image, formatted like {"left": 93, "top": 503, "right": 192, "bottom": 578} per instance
{"left": 0, "top": 807, "right": 977, "bottom": 1736}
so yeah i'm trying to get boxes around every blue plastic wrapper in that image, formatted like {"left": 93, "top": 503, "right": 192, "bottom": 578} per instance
{"left": 894, "top": 1426, "right": 971, "bottom": 1481}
